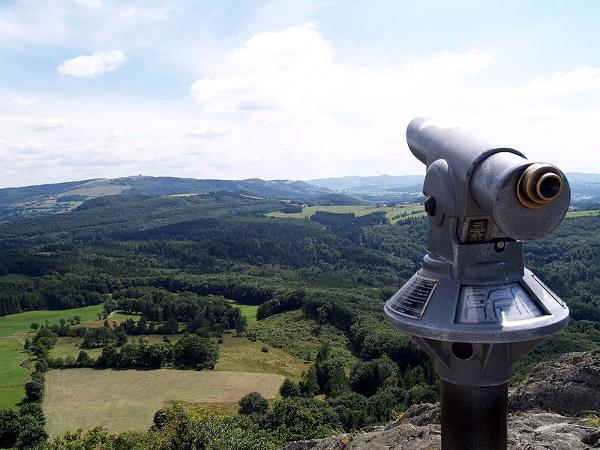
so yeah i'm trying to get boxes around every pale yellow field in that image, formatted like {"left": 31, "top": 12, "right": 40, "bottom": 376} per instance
{"left": 43, "top": 368, "right": 285, "bottom": 436}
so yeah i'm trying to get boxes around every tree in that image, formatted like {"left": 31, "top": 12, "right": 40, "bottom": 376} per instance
{"left": 366, "top": 386, "right": 406, "bottom": 423}
{"left": 119, "top": 343, "right": 142, "bottom": 368}
{"left": 173, "top": 334, "right": 219, "bottom": 370}
{"left": 24, "top": 373, "right": 44, "bottom": 403}
{"left": 142, "top": 343, "right": 171, "bottom": 369}
{"left": 263, "top": 397, "right": 340, "bottom": 441}
{"left": 299, "top": 366, "right": 319, "bottom": 398}
{"left": 76, "top": 351, "right": 92, "bottom": 368}
{"left": 0, "top": 409, "right": 20, "bottom": 448}
{"left": 15, "top": 413, "right": 47, "bottom": 449}
{"left": 350, "top": 356, "right": 398, "bottom": 397}
{"left": 238, "top": 392, "right": 269, "bottom": 416}
{"left": 328, "top": 364, "right": 349, "bottom": 397}
{"left": 328, "top": 392, "right": 368, "bottom": 431}
{"left": 115, "top": 330, "right": 128, "bottom": 347}
{"left": 279, "top": 379, "right": 300, "bottom": 398}
{"left": 96, "top": 345, "right": 119, "bottom": 368}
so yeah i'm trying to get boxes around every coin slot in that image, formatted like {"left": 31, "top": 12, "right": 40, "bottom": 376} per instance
{"left": 452, "top": 342, "right": 473, "bottom": 360}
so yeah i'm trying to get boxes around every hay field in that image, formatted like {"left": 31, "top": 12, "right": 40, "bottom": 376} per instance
{"left": 43, "top": 368, "right": 284, "bottom": 436}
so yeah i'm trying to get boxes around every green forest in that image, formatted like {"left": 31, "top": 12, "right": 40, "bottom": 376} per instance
{"left": 0, "top": 191, "right": 599, "bottom": 449}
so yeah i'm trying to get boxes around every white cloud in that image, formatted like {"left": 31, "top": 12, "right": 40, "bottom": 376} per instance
{"left": 186, "top": 127, "right": 231, "bottom": 139}
{"left": 11, "top": 96, "right": 37, "bottom": 107}
{"left": 32, "top": 117, "right": 75, "bottom": 131}
{"left": 57, "top": 49, "right": 126, "bottom": 77}
{"left": 187, "top": 23, "right": 600, "bottom": 180}
{"left": 523, "top": 66, "right": 600, "bottom": 97}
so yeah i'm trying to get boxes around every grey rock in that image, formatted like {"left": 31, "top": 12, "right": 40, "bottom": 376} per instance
{"left": 510, "top": 350, "right": 600, "bottom": 416}
{"left": 284, "top": 410, "right": 599, "bottom": 450}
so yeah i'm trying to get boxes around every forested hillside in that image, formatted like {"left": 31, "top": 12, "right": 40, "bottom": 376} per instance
{"left": 0, "top": 192, "right": 598, "bottom": 449}
{"left": 0, "top": 176, "right": 328, "bottom": 222}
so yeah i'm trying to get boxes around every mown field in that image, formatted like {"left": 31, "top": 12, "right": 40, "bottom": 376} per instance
{"left": 266, "top": 204, "right": 425, "bottom": 224}
{"left": 43, "top": 368, "right": 285, "bottom": 436}
{"left": 0, "top": 339, "right": 29, "bottom": 409}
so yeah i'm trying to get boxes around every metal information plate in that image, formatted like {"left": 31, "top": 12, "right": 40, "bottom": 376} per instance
{"left": 456, "top": 283, "right": 546, "bottom": 325}
{"left": 388, "top": 275, "right": 437, "bottom": 319}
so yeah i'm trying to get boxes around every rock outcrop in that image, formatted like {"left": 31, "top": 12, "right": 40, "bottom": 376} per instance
{"left": 510, "top": 350, "right": 600, "bottom": 416}
{"left": 285, "top": 351, "right": 600, "bottom": 450}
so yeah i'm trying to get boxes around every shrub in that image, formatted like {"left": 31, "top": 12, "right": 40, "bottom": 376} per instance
{"left": 279, "top": 379, "right": 300, "bottom": 398}
{"left": 239, "top": 392, "right": 269, "bottom": 416}
{"left": 263, "top": 397, "right": 340, "bottom": 441}
{"left": 328, "top": 392, "right": 369, "bottom": 431}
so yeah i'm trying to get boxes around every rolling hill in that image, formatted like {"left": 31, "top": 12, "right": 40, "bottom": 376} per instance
{"left": 0, "top": 176, "right": 329, "bottom": 222}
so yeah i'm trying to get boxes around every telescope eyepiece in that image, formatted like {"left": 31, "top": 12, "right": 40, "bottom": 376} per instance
{"left": 517, "top": 163, "right": 564, "bottom": 208}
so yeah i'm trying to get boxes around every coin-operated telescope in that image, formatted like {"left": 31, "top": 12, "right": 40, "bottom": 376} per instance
{"left": 384, "top": 118, "right": 570, "bottom": 450}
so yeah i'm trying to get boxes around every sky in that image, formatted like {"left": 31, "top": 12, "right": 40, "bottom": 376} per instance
{"left": 1, "top": 0, "right": 600, "bottom": 188}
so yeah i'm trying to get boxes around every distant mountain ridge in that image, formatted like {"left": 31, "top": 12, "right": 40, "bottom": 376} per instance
{"left": 0, "top": 176, "right": 329, "bottom": 222}
{"left": 309, "top": 173, "right": 600, "bottom": 205}
{"left": 309, "top": 174, "right": 424, "bottom": 191}
{"left": 2, "top": 172, "right": 600, "bottom": 223}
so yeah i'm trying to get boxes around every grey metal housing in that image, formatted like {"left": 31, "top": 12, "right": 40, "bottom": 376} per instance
{"left": 384, "top": 118, "right": 570, "bottom": 387}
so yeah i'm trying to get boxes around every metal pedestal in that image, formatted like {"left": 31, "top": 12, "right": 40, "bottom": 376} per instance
{"left": 441, "top": 381, "right": 508, "bottom": 450}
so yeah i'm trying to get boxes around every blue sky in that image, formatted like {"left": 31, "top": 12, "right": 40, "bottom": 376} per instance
{"left": 1, "top": 0, "right": 600, "bottom": 187}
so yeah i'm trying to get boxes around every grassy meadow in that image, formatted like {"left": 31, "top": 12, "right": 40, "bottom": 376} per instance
{"left": 0, "top": 386, "right": 25, "bottom": 410}
{"left": 0, "top": 304, "right": 104, "bottom": 337}
{"left": 0, "top": 303, "right": 106, "bottom": 409}
{"left": 251, "top": 310, "right": 356, "bottom": 366}
{"left": 566, "top": 209, "right": 600, "bottom": 218}
{"left": 0, "top": 273, "right": 33, "bottom": 283}
{"left": 0, "top": 338, "right": 29, "bottom": 385}
{"left": 43, "top": 368, "right": 285, "bottom": 436}
{"left": 230, "top": 302, "right": 259, "bottom": 325}
{"left": 215, "top": 334, "right": 308, "bottom": 380}
{"left": 266, "top": 204, "right": 425, "bottom": 224}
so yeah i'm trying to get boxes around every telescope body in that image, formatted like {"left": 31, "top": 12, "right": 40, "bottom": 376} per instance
{"left": 384, "top": 118, "right": 571, "bottom": 449}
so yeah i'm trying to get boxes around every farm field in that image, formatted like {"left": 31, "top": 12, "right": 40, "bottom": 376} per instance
{"left": 0, "top": 273, "right": 33, "bottom": 283}
{"left": 566, "top": 209, "right": 600, "bottom": 218}
{"left": 0, "top": 386, "right": 24, "bottom": 410}
{"left": 0, "top": 338, "right": 29, "bottom": 385}
{"left": 266, "top": 204, "right": 425, "bottom": 224}
{"left": 0, "top": 304, "right": 104, "bottom": 337}
{"left": 230, "top": 301, "right": 259, "bottom": 325}
{"left": 215, "top": 334, "right": 308, "bottom": 380}
{"left": 43, "top": 368, "right": 285, "bottom": 436}
{"left": 0, "top": 339, "right": 29, "bottom": 410}
{"left": 251, "top": 310, "right": 356, "bottom": 366}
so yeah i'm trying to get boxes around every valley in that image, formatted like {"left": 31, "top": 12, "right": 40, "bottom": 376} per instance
{"left": 0, "top": 187, "right": 598, "bottom": 448}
